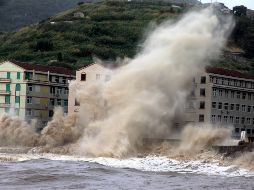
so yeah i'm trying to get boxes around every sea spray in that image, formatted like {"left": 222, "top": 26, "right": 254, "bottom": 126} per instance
{"left": 0, "top": 8, "right": 238, "bottom": 160}
{"left": 74, "top": 8, "right": 234, "bottom": 157}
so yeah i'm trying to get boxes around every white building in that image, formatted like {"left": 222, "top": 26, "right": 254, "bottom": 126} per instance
{"left": 185, "top": 67, "right": 254, "bottom": 141}
{"left": 68, "top": 63, "right": 113, "bottom": 114}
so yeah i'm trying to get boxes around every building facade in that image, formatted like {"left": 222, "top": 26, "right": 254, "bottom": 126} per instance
{"left": 68, "top": 63, "right": 113, "bottom": 115}
{"left": 0, "top": 61, "right": 75, "bottom": 126}
{"left": 185, "top": 67, "right": 254, "bottom": 140}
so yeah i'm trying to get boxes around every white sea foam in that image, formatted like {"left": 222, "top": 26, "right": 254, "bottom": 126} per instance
{"left": 0, "top": 153, "right": 253, "bottom": 177}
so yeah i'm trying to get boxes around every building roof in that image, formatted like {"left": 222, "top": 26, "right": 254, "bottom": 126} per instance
{"left": 206, "top": 67, "right": 254, "bottom": 81}
{"left": 11, "top": 60, "right": 75, "bottom": 76}
{"left": 77, "top": 62, "right": 120, "bottom": 71}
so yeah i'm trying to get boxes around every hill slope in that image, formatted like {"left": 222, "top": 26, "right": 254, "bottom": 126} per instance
{"left": 0, "top": 1, "right": 185, "bottom": 69}
{"left": 0, "top": 0, "right": 253, "bottom": 72}
{"left": 0, "top": 0, "right": 85, "bottom": 31}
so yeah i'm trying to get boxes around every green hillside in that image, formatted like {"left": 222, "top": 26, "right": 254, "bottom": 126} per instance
{"left": 0, "top": 0, "right": 253, "bottom": 72}
{"left": 0, "top": 1, "right": 185, "bottom": 69}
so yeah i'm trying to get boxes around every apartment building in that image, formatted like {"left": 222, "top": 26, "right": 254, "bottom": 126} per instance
{"left": 185, "top": 67, "right": 254, "bottom": 140}
{"left": 68, "top": 63, "right": 113, "bottom": 115}
{"left": 0, "top": 61, "right": 75, "bottom": 126}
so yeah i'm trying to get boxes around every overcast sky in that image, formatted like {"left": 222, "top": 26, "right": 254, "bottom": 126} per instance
{"left": 201, "top": 0, "right": 254, "bottom": 10}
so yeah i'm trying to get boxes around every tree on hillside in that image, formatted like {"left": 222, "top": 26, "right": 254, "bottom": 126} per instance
{"left": 233, "top": 5, "right": 247, "bottom": 17}
{"left": 35, "top": 39, "right": 53, "bottom": 52}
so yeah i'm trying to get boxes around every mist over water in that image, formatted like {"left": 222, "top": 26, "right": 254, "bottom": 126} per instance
{"left": 74, "top": 8, "right": 234, "bottom": 157}
{"left": 1, "top": 8, "right": 253, "bottom": 172}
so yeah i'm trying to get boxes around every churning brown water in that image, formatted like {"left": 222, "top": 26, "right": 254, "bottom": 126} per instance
{"left": 0, "top": 8, "right": 254, "bottom": 189}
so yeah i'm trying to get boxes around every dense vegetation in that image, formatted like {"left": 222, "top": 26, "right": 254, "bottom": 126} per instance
{"left": 0, "top": 0, "right": 253, "bottom": 72}
{"left": 0, "top": 0, "right": 84, "bottom": 31}
{"left": 0, "top": 1, "right": 185, "bottom": 69}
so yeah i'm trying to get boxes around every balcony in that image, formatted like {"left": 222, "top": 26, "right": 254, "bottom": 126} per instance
{"left": 0, "top": 78, "right": 11, "bottom": 83}
{"left": 0, "top": 103, "right": 11, "bottom": 108}
{"left": 26, "top": 79, "right": 68, "bottom": 87}
{"left": 0, "top": 90, "right": 11, "bottom": 95}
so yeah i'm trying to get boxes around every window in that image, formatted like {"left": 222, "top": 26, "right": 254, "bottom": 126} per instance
{"left": 247, "top": 129, "right": 251, "bottom": 134}
{"left": 15, "top": 108, "right": 19, "bottom": 116}
{"left": 81, "top": 73, "right": 86, "bottom": 81}
{"left": 235, "top": 117, "right": 239, "bottom": 124}
{"left": 218, "top": 115, "right": 222, "bottom": 122}
{"left": 25, "top": 72, "right": 30, "bottom": 80}
{"left": 55, "top": 77, "right": 59, "bottom": 83}
{"left": 237, "top": 91, "right": 241, "bottom": 99}
{"left": 225, "top": 90, "right": 229, "bottom": 97}
{"left": 105, "top": 75, "right": 111, "bottom": 82}
{"left": 219, "top": 90, "right": 223, "bottom": 96}
{"left": 64, "top": 100, "right": 68, "bottom": 107}
{"left": 247, "top": 118, "right": 251, "bottom": 124}
{"left": 17, "top": 72, "right": 21, "bottom": 79}
{"left": 200, "top": 88, "right": 206, "bottom": 96}
{"left": 200, "top": 76, "right": 206, "bottom": 84}
{"left": 242, "top": 92, "right": 246, "bottom": 100}
{"left": 62, "top": 77, "right": 66, "bottom": 84}
{"left": 235, "top": 128, "right": 239, "bottom": 133}
{"left": 26, "top": 109, "right": 32, "bottom": 116}
{"left": 27, "top": 97, "right": 32, "bottom": 104}
{"left": 223, "top": 116, "right": 228, "bottom": 123}
{"left": 64, "top": 88, "right": 68, "bottom": 95}
{"left": 15, "top": 84, "right": 21, "bottom": 91}
{"left": 218, "top": 102, "right": 222, "bottom": 110}
{"left": 211, "top": 115, "right": 216, "bottom": 123}
{"left": 5, "top": 96, "right": 10, "bottom": 104}
{"left": 50, "top": 87, "right": 55, "bottom": 94}
{"left": 241, "top": 117, "right": 245, "bottom": 124}
{"left": 242, "top": 105, "right": 246, "bottom": 112}
{"left": 199, "top": 115, "right": 204, "bottom": 122}
{"left": 50, "top": 98, "right": 55, "bottom": 106}
{"left": 7, "top": 72, "right": 11, "bottom": 79}
{"left": 236, "top": 104, "right": 240, "bottom": 111}
{"left": 248, "top": 93, "right": 251, "bottom": 100}
{"left": 212, "top": 88, "right": 217, "bottom": 96}
{"left": 6, "top": 83, "right": 11, "bottom": 92}
{"left": 49, "top": 110, "right": 54, "bottom": 117}
{"left": 57, "top": 99, "right": 61, "bottom": 106}
{"left": 252, "top": 129, "right": 254, "bottom": 134}
{"left": 230, "top": 116, "right": 234, "bottom": 123}
{"left": 212, "top": 102, "right": 216, "bottom": 109}
{"left": 248, "top": 106, "right": 251, "bottom": 112}
{"left": 230, "top": 104, "right": 234, "bottom": 111}
{"left": 28, "top": 84, "right": 33, "bottom": 92}
{"left": 96, "top": 74, "right": 100, "bottom": 80}
{"left": 49, "top": 75, "right": 53, "bottom": 82}
{"left": 252, "top": 118, "right": 254, "bottom": 125}
{"left": 199, "top": 101, "right": 205, "bottom": 109}
{"left": 224, "top": 103, "right": 228, "bottom": 110}
{"left": 15, "top": 96, "right": 20, "bottom": 103}
{"left": 57, "top": 88, "right": 62, "bottom": 95}
{"left": 231, "top": 91, "right": 235, "bottom": 98}
{"left": 75, "top": 98, "right": 80, "bottom": 106}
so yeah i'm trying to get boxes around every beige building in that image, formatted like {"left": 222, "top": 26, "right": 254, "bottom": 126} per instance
{"left": 68, "top": 63, "right": 113, "bottom": 114}
{"left": 185, "top": 67, "right": 254, "bottom": 140}
{"left": 0, "top": 61, "right": 75, "bottom": 127}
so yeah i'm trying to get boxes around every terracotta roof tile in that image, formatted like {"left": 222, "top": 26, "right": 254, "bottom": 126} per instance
{"left": 11, "top": 60, "right": 75, "bottom": 76}
{"left": 206, "top": 67, "right": 254, "bottom": 80}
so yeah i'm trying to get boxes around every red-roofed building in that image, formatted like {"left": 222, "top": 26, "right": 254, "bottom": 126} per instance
{"left": 0, "top": 61, "right": 75, "bottom": 127}
{"left": 184, "top": 67, "right": 254, "bottom": 141}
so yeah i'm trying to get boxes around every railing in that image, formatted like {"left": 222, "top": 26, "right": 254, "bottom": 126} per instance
{"left": 26, "top": 79, "right": 68, "bottom": 87}
{"left": 0, "top": 90, "right": 11, "bottom": 95}
{"left": 0, "top": 103, "right": 11, "bottom": 108}
{"left": 0, "top": 78, "right": 11, "bottom": 83}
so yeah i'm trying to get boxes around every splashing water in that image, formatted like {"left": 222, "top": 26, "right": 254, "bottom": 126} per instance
{"left": 1, "top": 8, "right": 252, "bottom": 173}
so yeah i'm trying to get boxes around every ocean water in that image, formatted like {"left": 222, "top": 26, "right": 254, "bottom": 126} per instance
{"left": 0, "top": 152, "right": 253, "bottom": 190}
